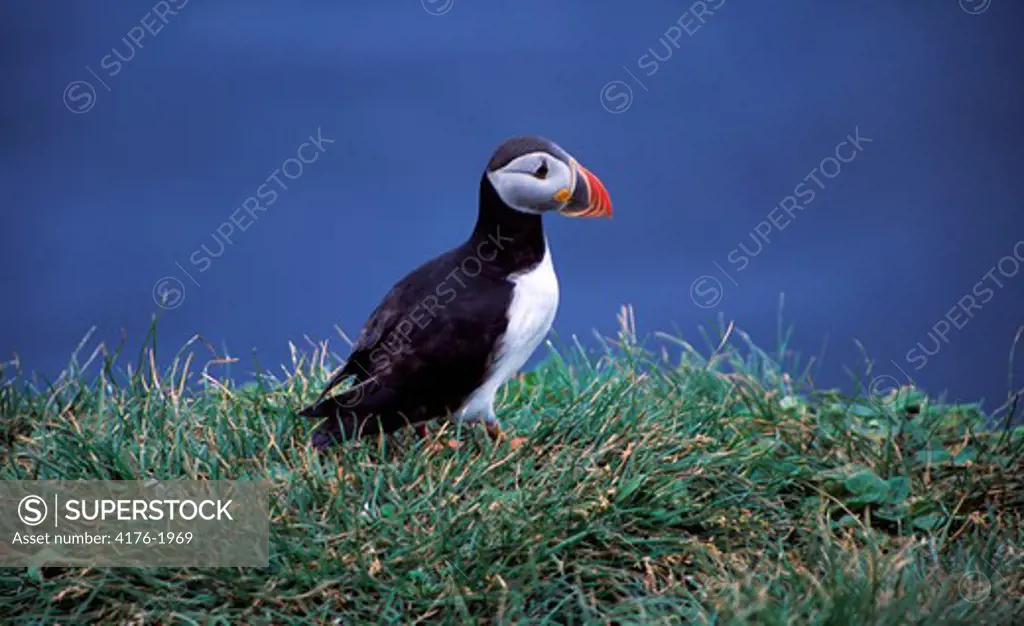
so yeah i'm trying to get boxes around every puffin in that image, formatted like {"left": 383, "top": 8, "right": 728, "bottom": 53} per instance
{"left": 298, "top": 135, "right": 612, "bottom": 450}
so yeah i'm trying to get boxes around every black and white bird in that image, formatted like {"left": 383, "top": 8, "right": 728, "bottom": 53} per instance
{"left": 299, "top": 135, "right": 612, "bottom": 450}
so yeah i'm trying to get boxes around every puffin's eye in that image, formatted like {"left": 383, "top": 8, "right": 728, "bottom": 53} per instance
{"left": 532, "top": 159, "right": 549, "bottom": 180}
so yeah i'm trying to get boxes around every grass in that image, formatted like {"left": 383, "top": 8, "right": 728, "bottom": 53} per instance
{"left": 1, "top": 309, "right": 1022, "bottom": 624}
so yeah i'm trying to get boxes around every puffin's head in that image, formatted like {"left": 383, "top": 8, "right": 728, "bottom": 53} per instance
{"left": 484, "top": 135, "right": 612, "bottom": 218}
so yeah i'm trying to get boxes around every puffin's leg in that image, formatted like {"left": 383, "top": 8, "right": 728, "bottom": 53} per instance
{"left": 484, "top": 421, "right": 504, "bottom": 440}
{"left": 483, "top": 415, "right": 527, "bottom": 450}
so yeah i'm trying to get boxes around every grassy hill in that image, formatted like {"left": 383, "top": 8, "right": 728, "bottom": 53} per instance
{"left": 1, "top": 314, "right": 1022, "bottom": 624}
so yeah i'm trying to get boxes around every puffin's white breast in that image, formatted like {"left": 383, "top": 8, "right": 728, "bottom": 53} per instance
{"left": 456, "top": 242, "right": 559, "bottom": 421}
{"left": 499, "top": 242, "right": 560, "bottom": 375}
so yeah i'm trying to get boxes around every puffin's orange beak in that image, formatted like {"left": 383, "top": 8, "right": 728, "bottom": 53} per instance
{"left": 560, "top": 161, "right": 612, "bottom": 218}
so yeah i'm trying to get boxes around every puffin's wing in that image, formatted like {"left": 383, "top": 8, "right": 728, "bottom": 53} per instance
{"left": 298, "top": 250, "right": 508, "bottom": 431}
{"left": 300, "top": 288, "right": 508, "bottom": 446}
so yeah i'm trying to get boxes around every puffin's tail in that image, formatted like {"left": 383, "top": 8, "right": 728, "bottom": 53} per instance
{"left": 298, "top": 390, "right": 362, "bottom": 451}
{"left": 299, "top": 381, "right": 397, "bottom": 450}
{"left": 310, "top": 419, "right": 343, "bottom": 452}
{"left": 302, "top": 407, "right": 362, "bottom": 452}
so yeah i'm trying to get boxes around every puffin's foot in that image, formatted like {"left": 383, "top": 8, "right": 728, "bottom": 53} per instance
{"left": 485, "top": 422, "right": 527, "bottom": 450}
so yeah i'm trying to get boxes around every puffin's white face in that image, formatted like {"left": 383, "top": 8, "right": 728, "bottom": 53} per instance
{"left": 485, "top": 151, "right": 577, "bottom": 215}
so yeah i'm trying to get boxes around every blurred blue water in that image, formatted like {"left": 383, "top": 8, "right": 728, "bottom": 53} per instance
{"left": 2, "top": 0, "right": 1022, "bottom": 409}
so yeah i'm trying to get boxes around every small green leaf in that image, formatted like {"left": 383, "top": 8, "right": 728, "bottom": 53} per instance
{"left": 912, "top": 513, "right": 946, "bottom": 531}
{"left": 832, "top": 515, "right": 859, "bottom": 529}
{"left": 885, "top": 476, "right": 910, "bottom": 503}
{"left": 844, "top": 470, "right": 889, "bottom": 503}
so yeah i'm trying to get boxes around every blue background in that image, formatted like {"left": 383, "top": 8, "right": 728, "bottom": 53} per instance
{"left": 2, "top": 0, "right": 1022, "bottom": 410}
